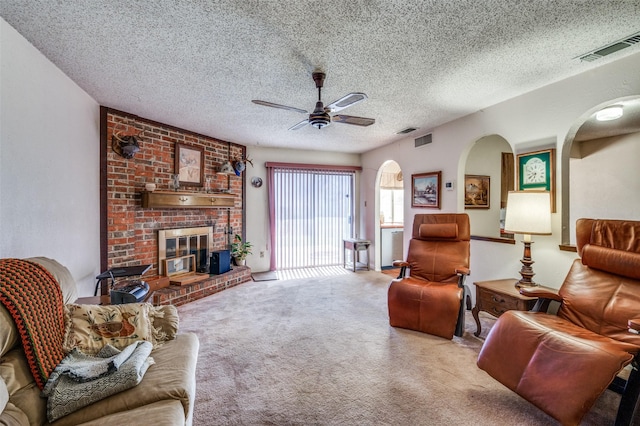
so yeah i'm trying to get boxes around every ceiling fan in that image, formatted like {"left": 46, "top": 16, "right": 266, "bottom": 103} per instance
{"left": 252, "top": 72, "right": 375, "bottom": 130}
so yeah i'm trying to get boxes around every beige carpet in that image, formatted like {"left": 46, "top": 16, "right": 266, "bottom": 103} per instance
{"left": 177, "top": 270, "right": 620, "bottom": 425}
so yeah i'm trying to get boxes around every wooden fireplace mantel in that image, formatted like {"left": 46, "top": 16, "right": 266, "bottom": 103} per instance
{"left": 141, "top": 191, "right": 235, "bottom": 209}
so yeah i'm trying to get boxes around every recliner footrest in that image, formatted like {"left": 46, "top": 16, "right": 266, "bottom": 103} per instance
{"left": 478, "top": 311, "right": 637, "bottom": 425}
{"left": 388, "top": 278, "right": 462, "bottom": 339}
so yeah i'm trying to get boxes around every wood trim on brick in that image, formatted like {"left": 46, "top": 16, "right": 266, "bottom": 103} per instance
{"left": 100, "top": 107, "right": 109, "bottom": 294}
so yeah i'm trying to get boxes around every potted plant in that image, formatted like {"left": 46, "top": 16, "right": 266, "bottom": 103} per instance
{"left": 231, "top": 234, "right": 252, "bottom": 266}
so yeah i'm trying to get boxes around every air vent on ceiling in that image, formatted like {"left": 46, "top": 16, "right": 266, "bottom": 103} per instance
{"left": 397, "top": 127, "right": 418, "bottom": 134}
{"left": 577, "top": 31, "right": 640, "bottom": 62}
{"left": 415, "top": 134, "right": 432, "bottom": 147}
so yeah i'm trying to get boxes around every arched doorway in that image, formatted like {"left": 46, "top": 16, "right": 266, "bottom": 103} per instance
{"left": 561, "top": 96, "right": 640, "bottom": 245}
{"left": 463, "top": 134, "right": 515, "bottom": 240}
{"left": 377, "top": 160, "right": 404, "bottom": 270}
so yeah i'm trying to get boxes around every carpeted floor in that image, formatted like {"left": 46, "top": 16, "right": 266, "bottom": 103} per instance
{"left": 177, "top": 270, "right": 620, "bottom": 425}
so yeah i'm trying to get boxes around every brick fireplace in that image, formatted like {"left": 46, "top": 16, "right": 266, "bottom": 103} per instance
{"left": 101, "top": 108, "right": 251, "bottom": 305}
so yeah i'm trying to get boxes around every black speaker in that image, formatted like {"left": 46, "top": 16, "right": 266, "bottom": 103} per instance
{"left": 210, "top": 250, "right": 231, "bottom": 275}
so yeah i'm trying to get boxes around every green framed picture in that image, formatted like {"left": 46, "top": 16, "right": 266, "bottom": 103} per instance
{"left": 516, "top": 149, "right": 555, "bottom": 212}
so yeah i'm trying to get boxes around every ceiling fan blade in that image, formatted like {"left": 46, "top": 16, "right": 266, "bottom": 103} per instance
{"left": 326, "top": 93, "right": 368, "bottom": 112}
{"left": 288, "top": 119, "right": 310, "bottom": 130}
{"left": 252, "top": 100, "right": 308, "bottom": 114}
{"left": 332, "top": 115, "right": 375, "bottom": 127}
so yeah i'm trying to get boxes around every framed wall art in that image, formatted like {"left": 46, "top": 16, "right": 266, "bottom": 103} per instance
{"left": 516, "top": 148, "right": 556, "bottom": 212}
{"left": 175, "top": 143, "right": 204, "bottom": 187}
{"left": 464, "top": 175, "right": 490, "bottom": 209}
{"left": 411, "top": 171, "right": 441, "bottom": 209}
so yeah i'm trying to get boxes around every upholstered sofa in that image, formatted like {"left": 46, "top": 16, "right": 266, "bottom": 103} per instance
{"left": 0, "top": 257, "right": 199, "bottom": 425}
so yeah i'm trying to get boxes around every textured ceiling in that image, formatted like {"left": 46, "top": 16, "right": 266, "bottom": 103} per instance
{"left": 2, "top": 1, "right": 640, "bottom": 153}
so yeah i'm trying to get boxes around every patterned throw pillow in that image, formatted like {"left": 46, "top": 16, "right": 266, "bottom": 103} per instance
{"left": 63, "top": 303, "right": 156, "bottom": 355}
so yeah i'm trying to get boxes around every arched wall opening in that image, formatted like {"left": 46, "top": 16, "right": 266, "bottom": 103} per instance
{"left": 374, "top": 160, "right": 404, "bottom": 271}
{"left": 561, "top": 96, "right": 640, "bottom": 246}
{"left": 461, "top": 134, "right": 515, "bottom": 241}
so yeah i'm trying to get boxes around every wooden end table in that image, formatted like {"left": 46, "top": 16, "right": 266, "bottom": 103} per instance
{"left": 75, "top": 295, "right": 111, "bottom": 305}
{"left": 471, "top": 278, "right": 539, "bottom": 337}
{"left": 343, "top": 238, "right": 371, "bottom": 272}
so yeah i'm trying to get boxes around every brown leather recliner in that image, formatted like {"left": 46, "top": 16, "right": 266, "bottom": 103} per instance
{"left": 388, "top": 213, "right": 470, "bottom": 339}
{"left": 478, "top": 218, "right": 640, "bottom": 425}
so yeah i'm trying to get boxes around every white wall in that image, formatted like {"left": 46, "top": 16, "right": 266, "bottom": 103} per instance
{"left": 362, "top": 51, "right": 640, "bottom": 297}
{"left": 244, "top": 146, "right": 361, "bottom": 272}
{"left": 0, "top": 18, "right": 101, "bottom": 296}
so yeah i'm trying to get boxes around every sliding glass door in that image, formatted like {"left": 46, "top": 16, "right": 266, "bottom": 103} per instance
{"left": 268, "top": 164, "right": 356, "bottom": 269}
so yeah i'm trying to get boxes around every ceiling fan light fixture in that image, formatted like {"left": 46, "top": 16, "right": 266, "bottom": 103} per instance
{"left": 596, "top": 105, "right": 623, "bottom": 121}
{"left": 309, "top": 108, "right": 331, "bottom": 129}
{"left": 310, "top": 116, "right": 331, "bottom": 129}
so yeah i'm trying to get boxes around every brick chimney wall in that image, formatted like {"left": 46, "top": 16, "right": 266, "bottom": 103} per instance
{"left": 105, "top": 109, "right": 245, "bottom": 277}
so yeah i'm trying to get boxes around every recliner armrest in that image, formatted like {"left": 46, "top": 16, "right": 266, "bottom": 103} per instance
{"left": 392, "top": 260, "right": 409, "bottom": 280}
{"left": 630, "top": 318, "right": 640, "bottom": 335}
{"left": 455, "top": 267, "right": 470, "bottom": 276}
{"left": 519, "top": 287, "right": 561, "bottom": 313}
{"left": 519, "top": 287, "right": 561, "bottom": 301}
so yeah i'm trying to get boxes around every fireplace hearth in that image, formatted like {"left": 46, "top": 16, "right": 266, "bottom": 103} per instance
{"left": 149, "top": 226, "right": 251, "bottom": 305}
{"left": 151, "top": 265, "right": 251, "bottom": 306}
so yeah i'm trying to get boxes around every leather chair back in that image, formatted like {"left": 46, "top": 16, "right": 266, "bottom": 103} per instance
{"left": 406, "top": 214, "right": 470, "bottom": 283}
{"left": 558, "top": 218, "right": 640, "bottom": 345}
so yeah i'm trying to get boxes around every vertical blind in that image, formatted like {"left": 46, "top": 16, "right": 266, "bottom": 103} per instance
{"left": 266, "top": 163, "right": 359, "bottom": 270}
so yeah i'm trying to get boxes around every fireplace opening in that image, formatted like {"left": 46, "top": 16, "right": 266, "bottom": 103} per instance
{"left": 158, "top": 226, "right": 214, "bottom": 275}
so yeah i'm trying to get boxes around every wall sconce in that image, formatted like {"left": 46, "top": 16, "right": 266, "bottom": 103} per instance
{"left": 217, "top": 141, "right": 234, "bottom": 174}
{"left": 504, "top": 191, "right": 552, "bottom": 287}
{"left": 217, "top": 161, "right": 234, "bottom": 175}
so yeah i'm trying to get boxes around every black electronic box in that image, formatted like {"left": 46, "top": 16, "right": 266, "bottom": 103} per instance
{"left": 210, "top": 250, "right": 231, "bottom": 275}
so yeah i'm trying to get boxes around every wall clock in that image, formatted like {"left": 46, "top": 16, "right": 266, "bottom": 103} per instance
{"left": 516, "top": 148, "right": 555, "bottom": 212}
{"left": 251, "top": 177, "right": 263, "bottom": 188}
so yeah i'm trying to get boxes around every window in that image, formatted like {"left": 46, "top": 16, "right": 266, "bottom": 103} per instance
{"left": 380, "top": 189, "right": 403, "bottom": 224}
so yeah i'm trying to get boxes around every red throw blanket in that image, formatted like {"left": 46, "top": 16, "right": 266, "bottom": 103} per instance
{"left": 0, "top": 258, "right": 66, "bottom": 389}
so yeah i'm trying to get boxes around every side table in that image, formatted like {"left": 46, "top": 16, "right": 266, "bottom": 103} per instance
{"left": 343, "top": 238, "right": 371, "bottom": 272}
{"left": 75, "top": 295, "right": 111, "bottom": 305}
{"left": 471, "top": 278, "right": 538, "bottom": 337}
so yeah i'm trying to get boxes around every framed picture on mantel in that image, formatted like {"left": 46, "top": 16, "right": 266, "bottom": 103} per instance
{"left": 175, "top": 143, "right": 204, "bottom": 187}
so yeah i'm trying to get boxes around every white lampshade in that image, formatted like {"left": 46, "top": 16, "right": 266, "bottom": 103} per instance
{"left": 504, "top": 191, "right": 551, "bottom": 236}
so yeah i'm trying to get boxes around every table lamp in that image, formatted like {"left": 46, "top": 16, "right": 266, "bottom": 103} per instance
{"left": 504, "top": 191, "right": 551, "bottom": 287}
